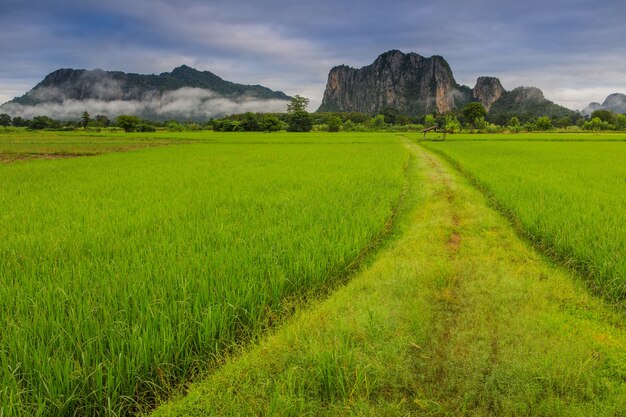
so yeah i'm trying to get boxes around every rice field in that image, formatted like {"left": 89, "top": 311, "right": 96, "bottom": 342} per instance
{"left": 422, "top": 139, "right": 626, "bottom": 304}
{"left": 0, "top": 131, "right": 196, "bottom": 163}
{"left": 0, "top": 132, "right": 409, "bottom": 416}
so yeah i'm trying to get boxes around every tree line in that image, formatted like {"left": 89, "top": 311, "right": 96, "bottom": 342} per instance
{"left": 1, "top": 98, "right": 625, "bottom": 133}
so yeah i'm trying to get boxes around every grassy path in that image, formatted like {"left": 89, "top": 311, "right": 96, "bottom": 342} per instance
{"left": 151, "top": 140, "right": 625, "bottom": 416}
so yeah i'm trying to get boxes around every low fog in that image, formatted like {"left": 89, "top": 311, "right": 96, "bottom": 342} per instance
{"left": 0, "top": 87, "right": 290, "bottom": 121}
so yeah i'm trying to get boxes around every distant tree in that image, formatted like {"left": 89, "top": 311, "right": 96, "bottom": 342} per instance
{"left": 93, "top": 115, "right": 111, "bottom": 127}
{"left": 582, "top": 117, "right": 611, "bottom": 131}
{"left": 462, "top": 102, "right": 487, "bottom": 126}
{"left": 287, "top": 95, "right": 313, "bottom": 132}
{"left": 241, "top": 112, "right": 260, "bottom": 131}
{"left": 614, "top": 114, "right": 626, "bottom": 130}
{"left": 342, "top": 119, "right": 355, "bottom": 132}
{"left": 473, "top": 116, "right": 488, "bottom": 131}
{"left": 327, "top": 116, "right": 342, "bottom": 132}
{"left": 286, "top": 95, "right": 309, "bottom": 113}
{"left": 30, "top": 116, "right": 60, "bottom": 130}
{"left": 590, "top": 109, "right": 615, "bottom": 124}
{"left": 507, "top": 116, "right": 522, "bottom": 133}
{"left": 492, "top": 114, "right": 509, "bottom": 127}
{"left": 0, "top": 113, "right": 11, "bottom": 127}
{"left": 214, "top": 119, "right": 245, "bottom": 132}
{"left": 11, "top": 116, "right": 28, "bottom": 127}
{"left": 116, "top": 115, "right": 141, "bottom": 132}
{"left": 555, "top": 116, "right": 572, "bottom": 128}
{"left": 287, "top": 111, "right": 313, "bottom": 132}
{"left": 524, "top": 120, "right": 537, "bottom": 132}
{"left": 508, "top": 116, "right": 520, "bottom": 127}
{"left": 165, "top": 120, "right": 184, "bottom": 131}
{"left": 367, "top": 114, "right": 386, "bottom": 130}
{"left": 380, "top": 107, "right": 400, "bottom": 125}
{"left": 424, "top": 114, "right": 436, "bottom": 128}
{"left": 185, "top": 122, "right": 201, "bottom": 131}
{"left": 259, "top": 114, "right": 282, "bottom": 132}
{"left": 135, "top": 123, "right": 156, "bottom": 132}
{"left": 535, "top": 116, "right": 553, "bottom": 131}
{"left": 81, "top": 111, "right": 91, "bottom": 129}
{"left": 396, "top": 114, "right": 410, "bottom": 126}
{"left": 444, "top": 114, "right": 461, "bottom": 132}
{"left": 345, "top": 112, "right": 369, "bottom": 124}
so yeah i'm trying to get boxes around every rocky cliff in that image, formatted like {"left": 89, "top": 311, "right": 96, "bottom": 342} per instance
{"left": 318, "top": 50, "right": 575, "bottom": 120}
{"left": 318, "top": 50, "right": 471, "bottom": 115}
{"left": 472, "top": 77, "right": 505, "bottom": 112}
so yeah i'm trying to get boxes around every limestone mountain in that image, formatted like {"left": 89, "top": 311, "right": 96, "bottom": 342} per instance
{"left": 317, "top": 50, "right": 472, "bottom": 115}
{"left": 318, "top": 50, "right": 575, "bottom": 120}
{"left": 472, "top": 77, "right": 505, "bottom": 112}
{"left": 582, "top": 93, "right": 626, "bottom": 115}
{"left": 1, "top": 65, "right": 291, "bottom": 120}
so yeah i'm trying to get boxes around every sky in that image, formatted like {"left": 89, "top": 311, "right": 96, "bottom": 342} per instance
{"left": 1, "top": 0, "right": 625, "bottom": 112}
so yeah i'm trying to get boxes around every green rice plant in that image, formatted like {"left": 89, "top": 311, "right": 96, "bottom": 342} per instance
{"left": 0, "top": 132, "right": 409, "bottom": 416}
{"left": 423, "top": 140, "right": 626, "bottom": 304}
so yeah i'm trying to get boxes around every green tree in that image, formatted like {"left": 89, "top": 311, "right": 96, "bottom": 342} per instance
{"left": 286, "top": 95, "right": 309, "bottom": 113}
{"left": 165, "top": 120, "right": 184, "bottom": 131}
{"left": 444, "top": 114, "right": 461, "bottom": 132}
{"left": 590, "top": 109, "right": 615, "bottom": 124}
{"left": 30, "top": 116, "right": 60, "bottom": 130}
{"left": 424, "top": 114, "right": 436, "bottom": 128}
{"left": 0, "top": 113, "right": 11, "bottom": 127}
{"left": 473, "top": 116, "right": 488, "bottom": 131}
{"left": 135, "top": 123, "right": 156, "bottom": 132}
{"left": 259, "top": 114, "right": 282, "bottom": 132}
{"left": 287, "top": 95, "right": 313, "bottom": 132}
{"left": 11, "top": 116, "right": 28, "bottom": 127}
{"left": 582, "top": 117, "right": 611, "bottom": 131}
{"left": 508, "top": 116, "right": 522, "bottom": 133}
{"left": 116, "top": 115, "right": 141, "bottom": 132}
{"left": 463, "top": 102, "right": 487, "bottom": 125}
{"left": 242, "top": 112, "right": 260, "bottom": 131}
{"left": 535, "top": 116, "right": 553, "bottom": 131}
{"left": 614, "top": 114, "right": 626, "bottom": 130}
{"left": 556, "top": 116, "right": 572, "bottom": 128}
{"left": 342, "top": 119, "right": 355, "bottom": 132}
{"left": 81, "top": 111, "right": 91, "bottom": 129}
{"left": 93, "top": 115, "right": 110, "bottom": 127}
{"left": 367, "top": 114, "right": 386, "bottom": 130}
{"left": 396, "top": 115, "right": 410, "bottom": 125}
{"left": 327, "top": 116, "right": 342, "bottom": 132}
{"left": 380, "top": 107, "right": 400, "bottom": 125}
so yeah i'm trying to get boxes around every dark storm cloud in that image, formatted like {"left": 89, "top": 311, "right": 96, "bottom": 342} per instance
{"left": 1, "top": 0, "right": 626, "bottom": 111}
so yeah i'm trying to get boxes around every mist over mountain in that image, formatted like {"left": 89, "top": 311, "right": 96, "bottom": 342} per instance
{"left": 582, "top": 93, "right": 626, "bottom": 115}
{"left": 0, "top": 66, "right": 291, "bottom": 121}
{"left": 4, "top": 52, "right": 618, "bottom": 123}
{"left": 319, "top": 50, "right": 576, "bottom": 120}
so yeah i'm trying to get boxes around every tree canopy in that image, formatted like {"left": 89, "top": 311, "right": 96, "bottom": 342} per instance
{"left": 462, "top": 102, "right": 487, "bottom": 124}
{"left": 287, "top": 95, "right": 313, "bottom": 132}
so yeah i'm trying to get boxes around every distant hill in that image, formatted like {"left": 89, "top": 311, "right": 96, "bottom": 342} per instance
{"left": 318, "top": 50, "right": 575, "bottom": 120}
{"left": 1, "top": 66, "right": 291, "bottom": 120}
{"left": 582, "top": 93, "right": 626, "bottom": 115}
{"left": 487, "top": 87, "right": 576, "bottom": 122}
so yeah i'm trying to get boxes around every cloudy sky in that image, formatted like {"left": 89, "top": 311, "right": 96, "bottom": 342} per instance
{"left": 1, "top": 0, "right": 625, "bottom": 111}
